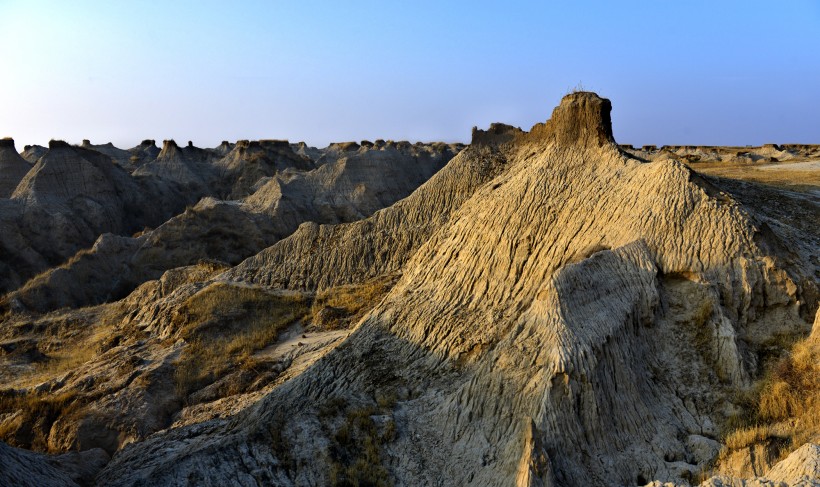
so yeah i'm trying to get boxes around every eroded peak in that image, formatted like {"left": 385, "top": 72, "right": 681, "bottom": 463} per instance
{"left": 48, "top": 140, "right": 71, "bottom": 149}
{"left": 161, "top": 139, "right": 179, "bottom": 151}
{"left": 529, "top": 91, "right": 614, "bottom": 147}
{"left": 471, "top": 123, "right": 524, "bottom": 146}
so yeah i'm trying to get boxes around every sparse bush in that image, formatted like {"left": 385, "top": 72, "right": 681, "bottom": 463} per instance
{"left": 567, "top": 81, "right": 588, "bottom": 94}
{"left": 319, "top": 397, "right": 349, "bottom": 419}
{"left": 381, "top": 419, "right": 396, "bottom": 443}
{"left": 693, "top": 299, "right": 713, "bottom": 327}
{"left": 375, "top": 390, "right": 397, "bottom": 410}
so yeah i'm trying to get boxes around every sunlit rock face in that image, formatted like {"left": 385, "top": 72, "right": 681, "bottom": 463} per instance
{"left": 0, "top": 93, "right": 817, "bottom": 487}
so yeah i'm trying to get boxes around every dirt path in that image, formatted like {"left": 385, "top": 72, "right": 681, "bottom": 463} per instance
{"left": 255, "top": 321, "right": 350, "bottom": 364}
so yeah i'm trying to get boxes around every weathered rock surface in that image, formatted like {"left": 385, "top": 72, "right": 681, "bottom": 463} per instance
{"left": 700, "top": 443, "right": 820, "bottom": 486}
{"left": 89, "top": 93, "right": 816, "bottom": 486}
{"left": 0, "top": 138, "right": 32, "bottom": 198}
{"left": 225, "top": 135, "right": 506, "bottom": 290}
{"left": 126, "top": 139, "right": 160, "bottom": 166}
{"left": 0, "top": 93, "right": 816, "bottom": 487}
{"left": 4, "top": 141, "right": 459, "bottom": 312}
{"left": 20, "top": 144, "right": 47, "bottom": 164}
{"left": 5, "top": 233, "right": 144, "bottom": 312}
{"left": 0, "top": 141, "right": 190, "bottom": 294}
{"left": 80, "top": 139, "right": 132, "bottom": 165}
{"left": 622, "top": 143, "right": 820, "bottom": 164}
{"left": 132, "top": 139, "right": 218, "bottom": 198}
{"left": 212, "top": 139, "right": 315, "bottom": 198}
{"left": 0, "top": 441, "right": 108, "bottom": 487}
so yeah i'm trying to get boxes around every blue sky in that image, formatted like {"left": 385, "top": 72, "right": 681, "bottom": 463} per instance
{"left": 1, "top": 1, "right": 818, "bottom": 148}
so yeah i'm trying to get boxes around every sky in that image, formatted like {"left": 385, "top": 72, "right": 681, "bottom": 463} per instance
{"left": 0, "top": 0, "right": 818, "bottom": 149}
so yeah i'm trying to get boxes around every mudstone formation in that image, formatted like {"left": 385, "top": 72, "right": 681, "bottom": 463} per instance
{"left": 0, "top": 93, "right": 817, "bottom": 486}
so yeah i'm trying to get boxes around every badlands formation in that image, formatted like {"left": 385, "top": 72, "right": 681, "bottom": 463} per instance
{"left": 0, "top": 93, "right": 818, "bottom": 486}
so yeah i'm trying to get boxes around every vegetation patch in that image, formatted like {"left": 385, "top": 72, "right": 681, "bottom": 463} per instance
{"left": 320, "top": 393, "right": 398, "bottom": 487}
{"left": 718, "top": 332, "right": 819, "bottom": 465}
{"left": 309, "top": 276, "right": 395, "bottom": 331}
{"left": 172, "top": 283, "right": 308, "bottom": 401}
{"left": 0, "top": 390, "right": 81, "bottom": 451}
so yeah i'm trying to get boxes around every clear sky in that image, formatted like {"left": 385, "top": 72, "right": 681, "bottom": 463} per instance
{"left": 1, "top": 0, "right": 818, "bottom": 149}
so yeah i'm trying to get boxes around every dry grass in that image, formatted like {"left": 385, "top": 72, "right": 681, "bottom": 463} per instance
{"left": 172, "top": 282, "right": 308, "bottom": 400}
{"left": 0, "top": 306, "right": 125, "bottom": 450}
{"left": 7, "top": 316, "right": 114, "bottom": 389}
{"left": 723, "top": 424, "right": 788, "bottom": 451}
{"left": 328, "top": 404, "right": 393, "bottom": 487}
{"left": 310, "top": 276, "right": 395, "bottom": 331}
{"left": 0, "top": 390, "right": 81, "bottom": 451}
{"left": 756, "top": 337, "right": 820, "bottom": 444}
{"left": 28, "top": 345, "right": 97, "bottom": 383}
{"left": 686, "top": 160, "right": 820, "bottom": 192}
{"left": 719, "top": 332, "right": 820, "bottom": 463}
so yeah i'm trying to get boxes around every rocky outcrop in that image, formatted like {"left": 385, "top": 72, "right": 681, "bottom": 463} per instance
{"left": 212, "top": 139, "right": 314, "bottom": 198}
{"left": 701, "top": 443, "right": 820, "bottom": 486}
{"left": 0, "top": 138, "right": 32, "bottom": 198}
{"left": 291, "top": 141, "right": 323, "bottom": 162}
{"left": 13, "top": 140, "right": 139, "bottom": 215}
{"left": 243, "top": 140, "right": 460, "bottom": 225}
{"left": 132, "top": 139, "right": 217, "bottom": 197}
{"left": 528, "top": 91, "right": 614, "bottom": 146}
{"left": 0, "top": 93, "right": 815, "bottom": 487}
{"left": 80, "top": 140, "right": 132, "bottom": 165}
{"left": 126, "top": 139, "right": 160, "bottom": 166}
{"left": 5, "top": 234, "right": 145, "bottom": 310}
{"left": 226, "top": 139, "right": 505, "bottom": 290}
{"left": 20, "top": 144, "right": 47, "bottom": 163}
{"left": 94, "top": 92, "right": 816, "bottom": 486}
{"left": 622, "top": 143, "right": 820, "bottom": 164}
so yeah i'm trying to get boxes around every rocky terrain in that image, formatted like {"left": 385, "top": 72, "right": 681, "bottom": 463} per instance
{"left": 0, "top": 93, "right": 818, "bottom": 486}
{"left": 0, "top": 137, "right": 459, "bottom": 311}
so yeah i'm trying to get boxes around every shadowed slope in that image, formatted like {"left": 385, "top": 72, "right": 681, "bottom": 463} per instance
{"left": 0, "top": 138, "right": 32, "bottom": 198}
{"left": 0, "top": 141, "right": 191, "bottom": 294}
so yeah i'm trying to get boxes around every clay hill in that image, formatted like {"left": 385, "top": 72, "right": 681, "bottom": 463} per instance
{"left": 0, "top": 93, "right": 818, "bottom": 487}
{"left": 0, "top": 138, "right": 460, "bottom": 309}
